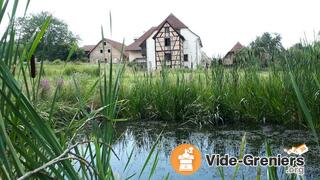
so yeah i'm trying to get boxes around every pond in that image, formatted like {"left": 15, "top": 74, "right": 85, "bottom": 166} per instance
{"left": 107, "top": 121, "right": 319, "bottom": 179}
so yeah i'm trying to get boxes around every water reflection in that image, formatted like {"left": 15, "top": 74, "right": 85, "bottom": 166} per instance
{"left": 109, "top": 122, "right": 319, "bottom": 179}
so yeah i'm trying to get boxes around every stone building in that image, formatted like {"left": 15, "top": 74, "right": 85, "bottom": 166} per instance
{"left": 222, "top": 42, "right": 245, "bottom": 65}
{"left": 87, "top": 39, "right": 127, "bottom": 63}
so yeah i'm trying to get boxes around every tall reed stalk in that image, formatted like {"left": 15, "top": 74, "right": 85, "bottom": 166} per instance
{"left": 0, "top": 1, "right": 160, "bottom": 179}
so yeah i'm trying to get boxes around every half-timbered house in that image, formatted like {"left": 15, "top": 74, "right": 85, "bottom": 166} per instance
{"left": 126, "top": 14, "right": 202, "bottom": 71}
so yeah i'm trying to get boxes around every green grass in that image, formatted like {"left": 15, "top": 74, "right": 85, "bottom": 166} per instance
{"left": 0, "top": 1, "right": 161, "bottom": 179}
{"left": 25, "top": 58, "right": 320, "bottom": 130}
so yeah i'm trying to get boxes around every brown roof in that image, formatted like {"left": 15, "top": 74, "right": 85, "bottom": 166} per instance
{"left": 126, "top": 13, "right": 190, "bottom": 51}
{"left": 157, "top": 13, "right": 188, "bottom": 30}
{"left": 90, "top": 38, "right": 128, "bottom": 57}
{"left": 105, "top": 39, "right": 126, "bottom": 53}
{"left": 224, "top": 42, "right": 245, "bottom": 58}
{"left": 126, "top": 27, "right": 158, "bottom": 51}
{"left": 229, "top": 42, "right": 245, "bottom": 53}
{"left": 82, "top": 45, "right": 95, "bottom": 52}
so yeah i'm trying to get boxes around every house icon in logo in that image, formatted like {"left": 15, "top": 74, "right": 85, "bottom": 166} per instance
{"left": 178, "top": 147, "right": 194, "bottom": 171}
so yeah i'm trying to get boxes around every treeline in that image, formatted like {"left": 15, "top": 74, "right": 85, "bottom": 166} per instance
{"left": 219, "top": 32, "right": 320, "bottom": 67}
{"left": 15, "top": 11, "right": 85, "bottom": 61}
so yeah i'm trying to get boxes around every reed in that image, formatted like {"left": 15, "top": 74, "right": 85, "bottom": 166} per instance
{"left": 0, "top": 1, "right": 160, "bottom": 179}
{"left": 121, "top": 46, "right": 320, "bottom": 129}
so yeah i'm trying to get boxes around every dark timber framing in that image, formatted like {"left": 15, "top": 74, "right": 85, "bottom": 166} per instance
{"left": 153, "top": 21, "right": 184, "bottom": 69}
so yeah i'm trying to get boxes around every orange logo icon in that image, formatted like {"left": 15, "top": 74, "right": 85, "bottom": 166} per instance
{"left": 170, "top": 144, "right": 201, "bottom": 175}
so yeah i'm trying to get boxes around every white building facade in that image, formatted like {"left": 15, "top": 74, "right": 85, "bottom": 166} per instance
{"left": 126, "top": 14, "right": 202, "bottom": 71}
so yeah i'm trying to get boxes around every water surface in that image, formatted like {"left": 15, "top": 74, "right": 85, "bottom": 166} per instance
{"left": 109, "top": 122, "right": 319, "bottom": 179}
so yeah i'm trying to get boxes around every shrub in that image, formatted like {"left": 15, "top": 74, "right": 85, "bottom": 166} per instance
{"left": 82, "top": 66, "right": 100, "bottom": 76}
{"left": 63, "top": 66, "right": 79, "bottom": 75}
{"left": 52, "top": 59, "right": 63, "bottom": 64}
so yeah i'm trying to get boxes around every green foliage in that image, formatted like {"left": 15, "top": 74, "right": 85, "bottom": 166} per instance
{"left": 63, "top": 66, "right": 78, "bottom": 75}
{"left": 16, "top": 11, "right": 82, "bottom": 61}
{"left": 250, "top": 32, "right": 284, "bottom": 56}
{"left": 52, "top": 59, "right": 63, "bottom": 64}
{"left": 0, "top": 1, "right": 160, "bottom": 179}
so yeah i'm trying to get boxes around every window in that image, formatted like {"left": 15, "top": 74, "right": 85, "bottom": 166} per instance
{"left": 164, "top": 53, "right": 171, "bottom": 61}
{"left": 100, "top": 49, "right": 103, "bottom": 53}
{"left": 184, "top": 54, "right": 188, "bottom": 62}
{"left": 103, "top": 41, "right": 107, "bottom": 45}
{"left": 107, "top": 49, "right": 111, "bottom": 53}
{"left": 165, "top": 38, "right": 171, "bottom": 47}
{"left": 165, "top": 27, "right": 170, "bottom": 34}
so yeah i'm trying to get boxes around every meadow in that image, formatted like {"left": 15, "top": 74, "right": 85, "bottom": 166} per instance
{"left": 36, "top": 58, "right": 320, "bottom": 130}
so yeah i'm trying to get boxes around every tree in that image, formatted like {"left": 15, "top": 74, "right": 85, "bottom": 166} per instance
{"left": 16, "top": 11, "right": 82, "bottom": 61}
{"left": 249, "top": 32, "right": 285, "bottom": 66}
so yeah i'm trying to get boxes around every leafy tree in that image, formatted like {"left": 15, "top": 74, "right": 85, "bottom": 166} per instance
{"left": 249, "top": 32, "right": 285, "bottom": 66}
{"left": 16, "top": 11, "right": 82, "bottom": 61}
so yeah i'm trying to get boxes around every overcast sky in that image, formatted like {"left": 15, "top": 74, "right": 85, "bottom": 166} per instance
{"left": 16, "top": 0, "right": 320, "bottom": 56}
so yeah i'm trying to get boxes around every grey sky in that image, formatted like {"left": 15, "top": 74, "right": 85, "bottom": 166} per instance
{"left": 18, "top": 0, "right": 320, "bottom": 56}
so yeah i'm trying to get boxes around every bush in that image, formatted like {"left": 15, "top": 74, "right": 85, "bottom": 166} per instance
{"left": 63, "top": 66, "right": 79, "bottom": 75}
{"left": 82, "top": 67, "right": 100, "bottom": 76}
{"left": 52, "top": 59, "right": 63, "bottom": 64}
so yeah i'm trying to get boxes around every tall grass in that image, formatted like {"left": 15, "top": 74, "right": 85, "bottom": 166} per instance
{"left": 0, "top": 1, "right": 161, "bottom": 179}
{"left": 120, "top": 46, "right": 320, "bottom": 130}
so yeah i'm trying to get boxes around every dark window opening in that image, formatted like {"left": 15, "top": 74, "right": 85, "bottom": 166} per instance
{"left": 184, "top": 54, "right": 188, "bottom": 62}
{"left": 107, "top": 49, "right": 111, "bottom": 53}
{"left": 165, "top": 38, "right": 171, "bottom": 47}
{"left": 165, "top": 27, "right": 170, "bottom": 34}
{"left": 103, "top": 41, "right": 107, "bottom": 45}
{"left": 100, "top": 49, "right": 103, "bottom": 53}
{"left": 164, "top": 53, "right": 171, "bottom": 61}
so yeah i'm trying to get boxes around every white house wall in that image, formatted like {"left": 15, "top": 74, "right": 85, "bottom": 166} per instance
{"left": 180, "top": 28, "right": 202, "bottom": 69}
{"left": 146, "top": 31, "right": 157, "bottom": 71}
{"left": 128, "top": 51, "right": 143, "bottom": 62}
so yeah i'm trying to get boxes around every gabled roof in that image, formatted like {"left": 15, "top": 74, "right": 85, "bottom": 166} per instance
{"left": 156, "top": 13, "right": 188, "bottom": 30}
{"left": 224, "top": 42, "right": 245, "bottom": 58}
{"left": 152, "top": 20, "right": 185, "bottom": 40}
{"left": 127, "top": 13, "right": 198, "bottom": 52}
{"left": 90, "top": 38, "right": 128, "bottom": 57}
{"left": 229, "top": 42, "right": 245, "bottom": 53}
{"left": 126, "top": 27, "right": 157, "bottom": 51}
{"left": 82, "top": 45, "right": 95, "bottom": 52}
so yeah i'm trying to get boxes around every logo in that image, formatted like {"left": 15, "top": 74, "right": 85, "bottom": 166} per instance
{"left": 170, "top": 144, "right": 201, "bottom": 175}
{"left": 284, "top": 144, "right": 308, "bottom": 175}
{"left": 284, "top": 144, "right": 308, "bottom": 155}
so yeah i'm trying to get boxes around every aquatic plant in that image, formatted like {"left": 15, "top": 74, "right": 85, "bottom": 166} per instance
{"left": 0, "top": 1, "right": 160, "bottom": 179}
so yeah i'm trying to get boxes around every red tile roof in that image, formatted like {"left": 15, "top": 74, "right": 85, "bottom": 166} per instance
{"left": 82, "top": 45, "right": 95, "bottom": 52}
{"left": 229, "top": 42, "right": 245, "bottom": 53}
{"left": 157, "top": 13, "right": 188, "bottom": 30}
{"left": 224, "top": 42, "right": 245, "bottom": 58}
{"left": 126, "top": 27, "right": 158, "bottom": 51}
{"left": 126, "top": 13, "right": 192, "bottom": 51}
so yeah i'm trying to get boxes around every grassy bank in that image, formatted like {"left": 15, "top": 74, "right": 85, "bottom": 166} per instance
{"left": 33, "top": 57, "right": 320, "bottom": 129}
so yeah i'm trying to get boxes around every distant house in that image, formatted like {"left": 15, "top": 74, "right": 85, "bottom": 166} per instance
{"left": 126, "top": 13, "right": 202, "bottom": 71}
{"left": 222, "top": 42, "right": 245, "bottom": 65}
{"left": 82, "top": 45, "right": 95, "bottom": 58}
{"left": 86, "top": 39, "right": 127, "bottom": 64}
